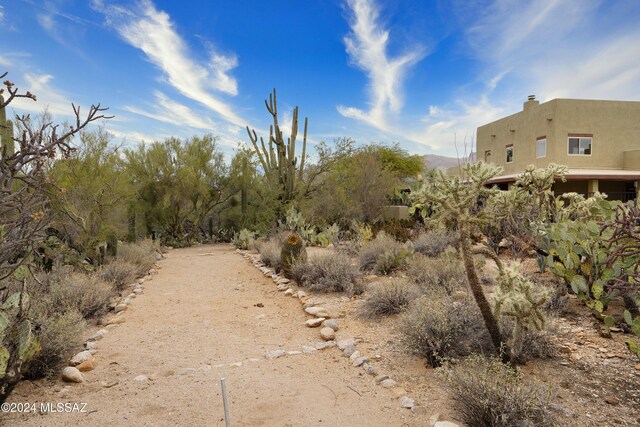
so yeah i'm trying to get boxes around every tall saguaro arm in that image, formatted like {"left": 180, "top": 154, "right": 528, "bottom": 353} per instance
{"left": 246, "top": 88, "right": 308, "bottom": 205}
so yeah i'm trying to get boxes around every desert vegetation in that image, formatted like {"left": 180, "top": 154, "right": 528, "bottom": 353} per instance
{"left": 2, "top": 72, "right": 639, "bottom": 425}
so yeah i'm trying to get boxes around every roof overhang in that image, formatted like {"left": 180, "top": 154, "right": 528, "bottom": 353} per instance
{"left": 487, "top": 169, "right": 640, "bottom": 185}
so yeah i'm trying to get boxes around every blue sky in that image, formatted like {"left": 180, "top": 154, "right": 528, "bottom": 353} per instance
{"left": 1, "top": 0, "right": 640, "bottom": 158}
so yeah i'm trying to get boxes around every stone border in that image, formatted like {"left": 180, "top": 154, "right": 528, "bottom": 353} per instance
{"left": 237, "top": 248, "right": 419, "bottom": 411}
{"left": 60, "top": 264, "right": 161, "bottom": 385}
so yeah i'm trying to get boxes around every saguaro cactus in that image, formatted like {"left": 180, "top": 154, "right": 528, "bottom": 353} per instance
{"left": 246, "top": 89, "right": 308, "bottom": 208}
{"left": 0, "top": 95, "right": 14, "bottom": 157}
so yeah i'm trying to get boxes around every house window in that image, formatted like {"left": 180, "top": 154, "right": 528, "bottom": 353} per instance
{"left": 536, "top": 137, "right": 547, "bottom": 158}
{"left": 568, "top": 135, "right": 592, "bottom": 155}
{"left": 506, "top": 145, "right": 513, "bottom": 163}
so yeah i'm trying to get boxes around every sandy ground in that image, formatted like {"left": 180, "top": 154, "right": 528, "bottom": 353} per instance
{"left": 6, "top": 244, "right": 639, "bottom": 426}
{"left": 3, "top": 244, "right": 436, "bottom": 427}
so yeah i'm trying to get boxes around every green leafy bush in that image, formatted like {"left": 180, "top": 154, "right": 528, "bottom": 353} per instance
{"left": 292, "top": 253, "right": 362, "bottom": 294}
{"left": 438, "top": 355, "right": 555, "bottom": 427}
{"left": 361, "top": 280, "right": 416, "bottom": 317}
{"left": 232, "top": 228, "right": 256, "bottom": 250}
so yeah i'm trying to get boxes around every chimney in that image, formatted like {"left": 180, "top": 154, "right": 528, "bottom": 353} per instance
{"left": 523, "top": 94, "right": 539, "bottom": 111}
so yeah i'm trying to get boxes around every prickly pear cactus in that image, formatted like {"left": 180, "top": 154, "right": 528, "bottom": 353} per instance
{"left": 0, "top": 291, "right": 41, "bottom": 403}
{"left": 280, "top": 232, "right": 307, "bottom": 277}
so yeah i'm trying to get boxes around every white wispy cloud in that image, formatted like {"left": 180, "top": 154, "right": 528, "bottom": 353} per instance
{"left": 411, "top": 0, "right": 640, "bottom": 154}
{"left": 108, "top": 128, "right": 163, "bottom": 145}
{"left": 124, "top": 91, "right": 217, "bottom": 130}
{"left": 9, "top": 73, "right": 75, "bottom": 117}
{"left": 338, "top": 0, "right": 425, "bottom": 129}
{"left": 92, "top": 0, "right": 245, "bottom": 127}
{"left": 459, "top": 0, "right": 640, "bottom": 101}
{"left": 34, "top": 3, "right": 90, "bottom": 56}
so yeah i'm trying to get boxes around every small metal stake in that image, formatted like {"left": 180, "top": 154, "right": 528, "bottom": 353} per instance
{"left": 221, "top": 377, "right": 230, "bottom": 427}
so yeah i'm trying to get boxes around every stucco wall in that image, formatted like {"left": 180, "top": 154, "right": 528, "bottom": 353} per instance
{"left": 477, "top": 99, "right": 640, "bottom": 174}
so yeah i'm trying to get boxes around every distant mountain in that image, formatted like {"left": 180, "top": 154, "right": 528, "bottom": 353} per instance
{"left": 423, "top": 153, "right": 475, "bottom": 170}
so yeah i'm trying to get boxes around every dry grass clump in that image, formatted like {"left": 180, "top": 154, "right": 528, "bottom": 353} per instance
{"left": 292, "top": 253, "right": 362, "bottom": 294}
{"left": 359, "top": 232, "right": 412, "bottom": 275}
{"left": 412, "top": 229, "right": 455, "bottom": 257}
{"left": 25, "top": 308, "right": 85, "bottom": 379}
{"left": 117, "top": 240, "right": 157, "bottom": 273}
{"left": 48, "top": 272, "right": 113, "bottom": 318}
{"left": 361, "top": 280, "right": 416, "bottom": 318}
{"left": 96, "top": 259, "right": 139, "bottom": 291}
{"left": 405, "top": 255, "right": 467, "bottom": 295}
{"left": 438, "top": 355, "right": 556, "bottom": 427}
{"left": 400, "top": 293, "right": 488, "bottom": 367}
{"left": 257, "top": 239, "right": 282, "bottom": 271}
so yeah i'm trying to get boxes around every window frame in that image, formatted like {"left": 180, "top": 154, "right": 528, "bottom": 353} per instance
{"left": 505, "top": 144, "right": 514, "bottom": 163}
{"left": 567, "top": 134, "right": 593, "bottom": 156}
{"left": 536, "top": 136, "right": 547, "bottom": 159}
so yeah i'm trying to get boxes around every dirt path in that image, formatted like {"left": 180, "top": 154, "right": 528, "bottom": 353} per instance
{"left": 4, "top": 244, "right": 431, "bottom": 426}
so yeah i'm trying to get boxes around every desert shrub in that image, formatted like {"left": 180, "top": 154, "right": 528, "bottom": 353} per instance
{"left": 96, "top": 259, "right": 139, "bottom": 291}
{"left": 400, "top": 293, "right": 489, "bottom": 367}
{"left": 117, "top": 240, "right": 157, "bottom": 272}
{"left": 412, "top": 229, "right": 455, "bottom": 257}
{"left": 257, "top": 238, "right": 282, "bottom": 271}
{"left": 373, "top": 246, "right": 413, "bottom": 275}
{"left": 49, "top": 273, "right": 113, "bottom": 318}
{"left": 25, "top": 308, "right": 85, "bottom": 379}
{"left": 438, "top": 355, "right": 555, "bottom": 427}
{"left": 359, "top": 232, "right": 412, "bottom": 274}
{"left": 292, "top": 253, "right": 362, "bottom": 294}
{"left": 232, "top": 228, "right": 255, "bottom": 250}
{"left": 371, "top": 218, "right": 418, "bottom": 242}
{"left": 405, "top": 255, "right": 467, "bottom": 295}
{"left": 361, "top": 280, "right": 416, "bottom": 317}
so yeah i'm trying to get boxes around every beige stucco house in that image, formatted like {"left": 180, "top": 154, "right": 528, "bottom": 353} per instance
{"left": 476, "top": 96, "right": 640, "bottom": 200}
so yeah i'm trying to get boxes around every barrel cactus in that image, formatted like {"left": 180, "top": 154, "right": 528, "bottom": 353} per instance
{"left": 281, "top": 232, "right": 307, "bottom": 277}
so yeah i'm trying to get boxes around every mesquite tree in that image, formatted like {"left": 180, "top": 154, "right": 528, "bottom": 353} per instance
{"left": 0, "top": 71, "right": 111, "bottom": 401}
{"left": 246, "top": 89, "right": 308, "bottom": 216}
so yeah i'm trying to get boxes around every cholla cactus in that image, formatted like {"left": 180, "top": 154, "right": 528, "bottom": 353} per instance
{"left": 494, "top": 264, "right": 550, "bottom": 359}
{"left": 494, "top": 264, "right": 549, "bottom": 330}
{"left": 411, "top": 162, "right": 512, "bottom": 362}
